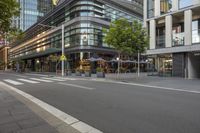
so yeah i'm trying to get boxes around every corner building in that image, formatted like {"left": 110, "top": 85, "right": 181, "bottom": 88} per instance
{"left": 144, "top": 0, "right": 200, "bottom": 79}
{"left": 10, "top": 0, "right": 143, "bottom": 73}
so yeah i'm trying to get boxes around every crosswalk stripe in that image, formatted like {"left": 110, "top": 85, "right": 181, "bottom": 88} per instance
{"left": 30, "top": 78, "right": 53, "bottom": 83}
{"left": 3, "top": 79, "right": 24, "bottom": 85}
{"left": 41, "top": 77, "right": 66, "bottom": 81}
{"left": 18, "top": 79, "right": 40, "bottom": 83}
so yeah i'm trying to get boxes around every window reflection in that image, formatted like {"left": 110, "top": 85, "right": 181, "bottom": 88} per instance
{"left": 179, "top": 0, "right": 193, "bottom": 9}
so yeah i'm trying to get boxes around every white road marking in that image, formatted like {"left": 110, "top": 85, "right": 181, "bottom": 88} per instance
{"left": 3, "top": 79, "right": 24, "bottom": 85}
{"left": 18, "top": 79, "right": 40, "bottom": 84}
{"left": 0, "top": 82, "right": 103, "bottom": 133}
{"left": 72, "top": 121, "right": 102, "bottom": 133}
{"left": 54, "top": 77, "right": 77, "bottom": 81}
{"left": 118, "top": 82, "right": 200, "bottom": 94}
{"left": 30, "top": 78, "right": 53, "bottom": 83}
{"left": 58, "top": 82, "right": 95, "bottom": 90}
{"left": 84, "top": 79, "right": 200, "bottom": 94}
{"left": 42, "top": 77, "right": 66, "bottom": 81}
{"left": 25, "top": 73, "right": 48, "bottom": 77}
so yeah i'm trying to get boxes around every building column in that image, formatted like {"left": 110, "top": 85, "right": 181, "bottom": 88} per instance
{"left": 184, "top": 10, "right": 192, "bottom": 46}
{"left": 154, "top": 0, "right": 160, "bottom": 17}
{"left": 150, "top": 20, "right": 156, "bottom": 49}
{"left": 172, "top": 0, "right": 179, "bottom": 11}
{"left": 143, "top": 0, "right": 147, "bottom": 28}
{"left": 165, "top": 15, "right": 172, "bottom": 48}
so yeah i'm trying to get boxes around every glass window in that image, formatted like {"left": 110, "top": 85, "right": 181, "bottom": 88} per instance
{"left": 160, "top": 0, "right": 172, "bottom": 14}
{"left": 179, "top": 0, "right": 193, "bottom": 9}
{"left": 147, "top": 0, "right": 154, "bottom": 18}
{"left": 192, "top": 20, "right": 200, "bottom": 44}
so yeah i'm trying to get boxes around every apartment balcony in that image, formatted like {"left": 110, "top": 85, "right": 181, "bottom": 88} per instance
{"left": 172, "top": 32, "right": 184, "bottom": 46}
{"left": 156, "top": 35, "right": 165, "bottom": 48}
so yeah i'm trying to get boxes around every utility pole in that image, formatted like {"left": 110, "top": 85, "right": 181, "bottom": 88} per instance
{"left": 138, "top": 50, "right": 140, "bottom": 77}
{"left": 61, "top": 24, "right": 64, "bottom": 77}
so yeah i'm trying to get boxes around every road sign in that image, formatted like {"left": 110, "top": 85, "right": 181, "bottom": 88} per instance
{"left": 60, "top": 55, "right": 66, "bottom": 61}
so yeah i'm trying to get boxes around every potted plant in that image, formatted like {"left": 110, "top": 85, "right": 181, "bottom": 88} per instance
{"left": 96, "top": 67, "right": 105, "bottom": 78}
{"left": 84, "top": 69, "right": 91, "bottom": 77}
{"left": 75, "top": 68, "right": 82, "bottom": 76}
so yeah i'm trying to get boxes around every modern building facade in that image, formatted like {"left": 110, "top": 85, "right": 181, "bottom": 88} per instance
{"left": 10, "top": 0, "right": 143, "bottom": 73}
{"left": 144, "top": 0, "right": 200, "bottom": 78}
{"left": 12, "top": 0, "right": 53, "bottom": 31}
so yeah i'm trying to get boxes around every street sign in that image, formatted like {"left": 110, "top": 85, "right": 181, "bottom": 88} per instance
{"left": 60, "top": 55, "right": 66, "bottom": 61}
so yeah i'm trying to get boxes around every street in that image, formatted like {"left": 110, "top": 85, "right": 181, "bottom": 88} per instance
{"left": 0, "top": 72, "right": 200, "bottom": 133}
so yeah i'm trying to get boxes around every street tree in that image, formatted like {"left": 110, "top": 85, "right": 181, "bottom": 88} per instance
{"left": 48, "top": 55, "right": 61, "bottom": 75}
{"left": 127, "top": 20, "right": 149, "bottom": 55}
{"left": 103, "top": 19, "right": 148, "bottom": 75}
{"left": 7, "top": 28, "right": 24, "bottom": 44}
{"left": 103, "top": 18, "right": 132, "bottom": 57}
{"left": 0, "top": 0, "right": 20, "bottom": 33}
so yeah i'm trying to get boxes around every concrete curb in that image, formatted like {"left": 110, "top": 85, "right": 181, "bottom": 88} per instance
{"left": 0, "top": 82, "right": 103, "bottom": 133}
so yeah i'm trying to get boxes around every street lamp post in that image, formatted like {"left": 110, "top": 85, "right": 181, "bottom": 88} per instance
{"left": 38, "top": 23, "right": 65, "bottom": 77}
{"left": 61, "top": 24, "right": 64, "bottom": 77}
{"left": 137, "top": 50, "right": 140, "bottom": 77}
{"left": 116, "top": 57, "right": 120, "bottom": 78}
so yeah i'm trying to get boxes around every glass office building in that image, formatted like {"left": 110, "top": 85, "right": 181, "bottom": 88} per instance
{"left": 12, "top": 0, "right": 53, "bottom": 31}
{"left": 10, "top": 0, "right": 143, "bottom": 73}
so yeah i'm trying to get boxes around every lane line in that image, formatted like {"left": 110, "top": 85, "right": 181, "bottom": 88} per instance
{"left": 18, "top": 79, "right": 40, "bottom": 84}
{"left": 25, "top": 73, "right": 49, "bottom": 77}
{"left": 0, "top": 82, "right": 103, "bottom": 133}
{"left": 30, "top": 78, "right": 53, "bottom": 83}
{"left": 3, "top": 79, "right": 24, "bottom": 85}
{"left": 42, "top": 77, "right": 66, "bottom": 81}
{"left": 54, "top": 77, "right": 77, "bottom": 81}
{"left": 84, "top": 79, "right": 200, "bottom": 94}
{"left": 58, "top": 82, "right": 95, "bottom": 90}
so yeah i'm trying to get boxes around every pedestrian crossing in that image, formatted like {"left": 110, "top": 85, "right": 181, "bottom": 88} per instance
{"left": 2, "top": 77, "right": 73, "bottom": 86}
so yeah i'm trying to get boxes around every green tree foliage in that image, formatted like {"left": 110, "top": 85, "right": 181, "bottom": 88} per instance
{"left": 0, "top": 0, "right": 20, "bottom": 33}
{"left": 104, "top": 19, "right": 149, "bottom": 55}
{"left": 103, "top": 19, "right": 131, "bottom": 54}
{"left": 7, "top": 28, "right": 24, "bottom": 44}
{"left": 128, "top": 20, "right": 149, "bottom": 54}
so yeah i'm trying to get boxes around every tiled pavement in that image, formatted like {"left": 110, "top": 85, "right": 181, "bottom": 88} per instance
{"left": 0, "top": 88, "right": 59, "bottom": 133}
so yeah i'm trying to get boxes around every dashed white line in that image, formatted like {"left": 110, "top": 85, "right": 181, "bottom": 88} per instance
{"left": 30, "top": 78, "right": 53, "bottom": 83}
{"left": 42, "top": 77, "right": 66, "bottom": 81}
{"left": 3, "top": 79, "right": 24, "bottom": 85}
{"left": 18, "top": 79, "right": 40, "bottom": 84}
{"left": 58, "top": 82, "right": 95, "bottom": 90}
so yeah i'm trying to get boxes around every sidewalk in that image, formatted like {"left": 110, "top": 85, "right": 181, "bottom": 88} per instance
{"left": 0, "top": 83, "right": 80, "bottom": 133}
{"left": 0, "top": 88, "right": 59, "bottom": 133}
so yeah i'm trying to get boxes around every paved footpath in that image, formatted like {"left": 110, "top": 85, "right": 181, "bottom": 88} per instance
{"left": 0, "top": 82, "right": 80, "bottom": 133}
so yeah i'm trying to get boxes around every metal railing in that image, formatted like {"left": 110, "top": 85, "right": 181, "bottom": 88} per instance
{"left": 172, "top": 32, "right": 184, "bottom": 46}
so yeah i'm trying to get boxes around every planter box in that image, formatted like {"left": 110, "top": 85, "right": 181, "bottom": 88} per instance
{"left": 76, "top": 71, "right": 81, "bottom": 76}
{"left": 85, "top": 71, "right": 91, "bottom": 77}
{"left": 96, "top": 72, "right": 105, "bottom": 78}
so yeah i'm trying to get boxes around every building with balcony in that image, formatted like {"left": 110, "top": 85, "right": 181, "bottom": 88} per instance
{"left": 9, "top": 0, "right": 143, "bottom": 73}
{"left": 144, "top": 0, "right": 200, "bottom": 78}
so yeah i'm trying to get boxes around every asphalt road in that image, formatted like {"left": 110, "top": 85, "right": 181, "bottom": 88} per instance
{"left": 0, "top": 72, "right": 200, "bottom": 133}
